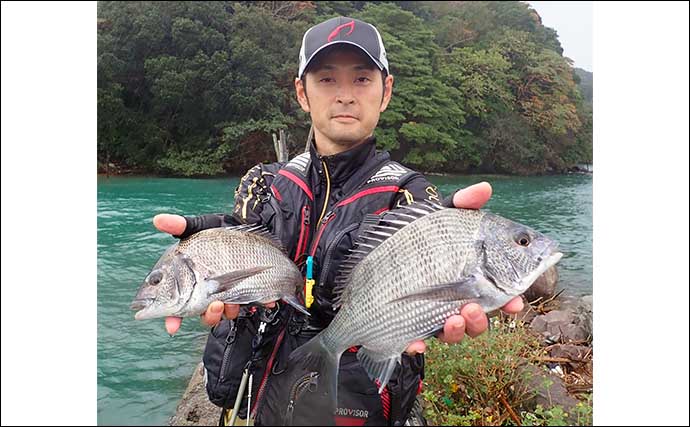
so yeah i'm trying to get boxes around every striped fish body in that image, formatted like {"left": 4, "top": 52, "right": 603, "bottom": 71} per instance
{"left": 289, "top": 203, "right": 562, "bottom": 407}
{"left": 131, "top": 225, "right": 307, "bottom": 321}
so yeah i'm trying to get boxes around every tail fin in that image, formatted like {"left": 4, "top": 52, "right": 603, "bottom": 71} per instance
{"left": 288, "top": 333, "right": 341, "bottom": 412}
{"left": 357, "top": 347, "right": 401, "bottom": 393}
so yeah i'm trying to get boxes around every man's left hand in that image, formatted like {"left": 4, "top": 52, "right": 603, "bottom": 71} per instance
{"left": 404, "top": 182, "right": 524, "bottom": 355}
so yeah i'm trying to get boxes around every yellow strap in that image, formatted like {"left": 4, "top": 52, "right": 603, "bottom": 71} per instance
{"left": 242, "top": 177, "right": 259, "bottom": 220}
{"left": 305, "top": 279, "right": 315, "bottom": 308}
{"left": 398, "top": 188, "right": 414, "bottom": 205}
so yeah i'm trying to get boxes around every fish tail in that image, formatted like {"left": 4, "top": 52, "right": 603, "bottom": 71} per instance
{"left": 288, "top": 333, "right": 341, "bottom": 411}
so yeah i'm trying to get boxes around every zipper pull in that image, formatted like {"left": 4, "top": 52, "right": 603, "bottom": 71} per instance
{"left": 225, "top": 321, "right": 238, "bottom": 344}
{"left": 303, "top": 205, "right": 310, "bottom": 225}
{"left": 307, "top": 372, "right": 318, "bottom": 392}
{"left": 321, "top": 211, "right": 335, "bottom": 226}
{"left": 305, "top": 256, "right": 315, "bottom": 309}
{"left": 285, "top": 400, "right": 295, "bottom": 425}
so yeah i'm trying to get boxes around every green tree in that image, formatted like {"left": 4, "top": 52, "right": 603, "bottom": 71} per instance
{"left": 97, "top": 1, "right": 592, "bottom": 176}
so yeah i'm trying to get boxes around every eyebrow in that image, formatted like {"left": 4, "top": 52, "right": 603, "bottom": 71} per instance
{"left": 315, "top": 64, "right": 377, "bottom": 71}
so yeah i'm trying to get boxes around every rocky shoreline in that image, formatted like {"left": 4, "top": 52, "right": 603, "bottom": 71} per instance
{"left": 513, "top": 293, "right": 593, "bottom": 418}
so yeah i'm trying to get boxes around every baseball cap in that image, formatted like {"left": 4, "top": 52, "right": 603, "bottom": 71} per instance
{"left": 298, "top": 16, "right": 389, "bottom": 79}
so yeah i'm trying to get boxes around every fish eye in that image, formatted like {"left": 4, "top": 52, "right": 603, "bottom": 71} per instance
{"left": 148, "top": 270, "right": 163, "bottom": 285}
{"left": 516, "top": 233, "right": 531, "bottom": 247}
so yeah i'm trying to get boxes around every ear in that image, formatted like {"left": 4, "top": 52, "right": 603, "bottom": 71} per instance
{"left": 380, "top": 74, "right": 394, "bottom": 112}
{"left": 295, "top": 77, "right": 311, "bottom": 112}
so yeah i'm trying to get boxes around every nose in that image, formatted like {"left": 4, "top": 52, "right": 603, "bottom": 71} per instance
{"left": 335, "top": 84, "right": 355, "bottom": 105}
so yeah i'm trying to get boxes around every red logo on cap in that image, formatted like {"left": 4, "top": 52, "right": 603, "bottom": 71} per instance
{"left": 327, "top": 20, "right": 355, "bottom": 42}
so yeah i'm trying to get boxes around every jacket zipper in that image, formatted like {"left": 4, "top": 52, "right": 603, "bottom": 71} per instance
{"left": 293, "top": 205, "right": 310, "bottom": 262}
{"left": 318, "top": 223, "right": 360, "bottom": 286}
{"left": 217, "top": 320, "right": 239, "bottom": 384}
{"left": 309, "top": 211, "right": 336, "bottom": 257}
{"left": 284, "top": 371, "right": 319, "bottom": 426}
{"left": 249, "top": 327, "right": 286, "bottom": 419}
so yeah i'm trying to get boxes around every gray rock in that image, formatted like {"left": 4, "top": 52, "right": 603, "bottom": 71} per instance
{"left": 530, "top": 309, "right": 590, "bottom": 343}
{"left": 530, "top": 314, "right": 549, "bottom": 333}
{"left": 559, "top": 324, "right": 589, "bottom": 343}
{"left": 549, "top": 344, "right": 591, "bottom": 369}
{"left": 580, "top": 295, "right": 593, "bottom": 311}
{"left": 542, "top": 309, "right": 574, "bottom": 325}
{"left": 524, "top": 265, "right": 559, "bottom": 302}
{"left": 519, "top": 364, "right": 580, "bottom": 421}
{"left": 559, "top": 295, "right": 593, "bottom": 342}
{"left": 531, "top": 308, "right": 573, "bottom": 330}
{"left": 169, "top": 362, "right": 222, "bottom": 426}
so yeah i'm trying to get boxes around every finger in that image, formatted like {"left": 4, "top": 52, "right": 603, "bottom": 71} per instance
{"left": 453, "top": 182, "right": 493, "bottom": 209}
{"left": 224, "top": 304, "right": 240, "bottom": 320}
{"left": 461, "top": 303, "right": 488, "bottom": 338}
{"left": 201, "top": 301, "right": 225, "bottom": 326}
{"left": 165, "top": 316, "right": 183, "bottom": 335}
{"left": 153, "top": 214, "right": 187, "bottom": 235}
{"left": 501, "top": 296, "right": 524, "bottom": 314}
{"left": 437, "top": 315, "right": 466, "bottom": 343}
{"left": 405, "top": 340, "right": 426, "bottom": 356}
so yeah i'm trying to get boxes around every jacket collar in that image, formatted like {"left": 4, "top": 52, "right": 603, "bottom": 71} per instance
{"left": 309, "top": 136, "right": 378, "bottom": 185}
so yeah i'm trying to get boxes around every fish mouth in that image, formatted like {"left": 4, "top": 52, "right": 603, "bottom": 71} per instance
{"left": 130, "top": 298, "right": 154, "bottom": 311}
{"left": 520, "top": 250, "right": 563, "bottom": 291}
{"left": 538, "top": 241, "right": 560, "bottom": 260}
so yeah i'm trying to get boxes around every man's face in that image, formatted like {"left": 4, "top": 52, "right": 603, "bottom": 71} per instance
{"left": 295, "top": 46, "right": 394, "bottom": 153}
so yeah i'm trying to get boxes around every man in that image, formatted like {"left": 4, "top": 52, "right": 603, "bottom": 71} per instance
{"left": 154, "top": 17, "right": 522, "bottom": 425}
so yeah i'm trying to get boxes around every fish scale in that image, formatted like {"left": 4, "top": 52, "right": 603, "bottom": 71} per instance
{"left": 288, "top": 202, "right": 563, "bottom": 412}
{"left": 131, "top": 225, "right": 307, "bottom": 322}
{"left": 325, "top": 210, "right": 484, "bottom": 353}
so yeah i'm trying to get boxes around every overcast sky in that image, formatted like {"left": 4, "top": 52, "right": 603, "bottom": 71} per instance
{"left": 527, "top": 1, "right": 593, "bottom": 71}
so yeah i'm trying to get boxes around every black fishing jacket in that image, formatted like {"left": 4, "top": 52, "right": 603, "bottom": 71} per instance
{"left": 196, "top": 137, "right": 445, "bottom": 426}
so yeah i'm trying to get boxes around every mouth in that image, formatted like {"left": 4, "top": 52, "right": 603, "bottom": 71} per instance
{"left": 130, "top": 298, "right": 154, "bottom": 311}
{"left": 520, "top": 251, "right": 563, "bottom": 291}
{"left": 537, "top": 242, "right": 560, "bottom": 262}
{"left": 332, "top": 115, "right": 358, "bottom": 122}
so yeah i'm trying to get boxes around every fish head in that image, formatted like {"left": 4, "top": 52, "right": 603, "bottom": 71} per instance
{"left": 479, "top": 213, "right": 563, "bottom": 296}
{"left": 131, "top": 246, "right": 196, "bottom": 320}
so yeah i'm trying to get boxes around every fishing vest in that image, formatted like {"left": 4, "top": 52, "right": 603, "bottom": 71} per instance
{"left": 259, "top": 140, "right": 426, "bottom": 326}
{"left": 208, "top": 138, "right": 438, "bottom": 426}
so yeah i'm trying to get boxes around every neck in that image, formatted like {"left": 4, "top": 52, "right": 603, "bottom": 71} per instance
{"left": 313, "top": 130, "right": 373, "bottom": 157}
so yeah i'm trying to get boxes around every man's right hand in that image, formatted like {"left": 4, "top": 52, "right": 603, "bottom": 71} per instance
{"left": 153, "top": 214, "right": 241, "bottom": 329}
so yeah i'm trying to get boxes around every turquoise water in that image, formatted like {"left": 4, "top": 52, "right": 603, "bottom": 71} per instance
{"left": 97, "top": 174, "right": 591, "bottom": 425}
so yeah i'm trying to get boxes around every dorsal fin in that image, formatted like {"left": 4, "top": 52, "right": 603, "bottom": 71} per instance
{"left": 332, "top": 201, "right": 444, "bottom": 309}
{"left": 224, "top": 223, "right": 286, "bottom": 253}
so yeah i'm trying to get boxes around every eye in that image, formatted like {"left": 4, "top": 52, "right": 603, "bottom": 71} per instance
{"left": 516, "top": 233, "right": 531, "bottom": 247}
{"left": 356, "top": 77, "right": 370, "bottom": 83}
{"left": 319, "top": 77, "right": 334, "bottom": 83}
{"left": 148, "top": 271, "right": 163, "bottom": 285}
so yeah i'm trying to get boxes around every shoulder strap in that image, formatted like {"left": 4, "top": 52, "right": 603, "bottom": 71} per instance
{"left": 276, "top": 152, "right": 314, "bottom": 200}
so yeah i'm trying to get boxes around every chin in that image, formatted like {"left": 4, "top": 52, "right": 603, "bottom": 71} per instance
{"left": 329, "top": 130, "right": 367, "bottom": 145}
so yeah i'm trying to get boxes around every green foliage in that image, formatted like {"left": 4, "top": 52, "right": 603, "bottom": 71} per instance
{"left": 520, "top": 396, "right": 593, "bottom": 426}
{"left": 98, "top": 1, "right": 592, "bottom": 176}
{"left": 422, "top": 319, "right": 593, "bottom": 426}
{"left": 423, "top": 319, "right": 542, "bottom": 425}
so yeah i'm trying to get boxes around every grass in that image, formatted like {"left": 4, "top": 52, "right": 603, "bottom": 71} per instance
{"left": 421, "top": 316, "right": 593, "bottom": 426}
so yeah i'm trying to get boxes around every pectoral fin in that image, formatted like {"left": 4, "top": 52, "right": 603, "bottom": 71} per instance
{"left": 391, "top": 276, "right": 483, "bottom": 304}
{"left": 282, "top": 294, "right": 310, "bottom": 316}
{"left": 206, "top": 266, "right": 271, "bottom": 295}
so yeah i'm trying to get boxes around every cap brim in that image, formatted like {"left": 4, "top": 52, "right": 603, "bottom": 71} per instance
{"left": 298, "top": 40, "right": 385, "bottom": 79}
